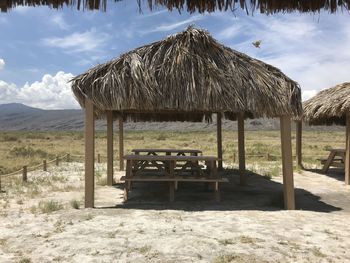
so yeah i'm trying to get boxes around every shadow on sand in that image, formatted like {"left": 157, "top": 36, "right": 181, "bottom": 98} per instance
{"left": 304, "top": 167, "right": 345, "bottom": 182}
{"left": 99, "top": 169, "right": 341, "bottom": 213}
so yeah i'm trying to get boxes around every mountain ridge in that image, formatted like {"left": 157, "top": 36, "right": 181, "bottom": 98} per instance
{"left": 0, "top": 103, "right": 342, "bottom": 132}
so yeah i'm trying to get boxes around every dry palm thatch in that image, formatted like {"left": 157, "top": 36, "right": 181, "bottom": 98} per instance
{"left": 303, "top": 82, "right": 350, "bottom": 125}
{"left": 1, "top": 0, "right": 350, "bottom": 13}
{"left": 71, "top": 26, "right": 301, "bottom": 122}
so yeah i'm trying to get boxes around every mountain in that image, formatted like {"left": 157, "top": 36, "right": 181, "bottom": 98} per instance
{"left": 0, "top": 103, "right": 85, "bottom": 131}
{"left": 0, "top": 103, "right": 343, "bottom": 132}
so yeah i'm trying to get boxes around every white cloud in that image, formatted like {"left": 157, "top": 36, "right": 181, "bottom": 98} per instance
{"left": 302, "top": 89, "right": 318, "bottom": 101}
{"left": 42, "top": 28, "right": 109, "bottom": 53}
{"left": 51, "top": 14, "right": 69, "bottom": 30}
{"left": 0, "top": 59, "right": 4, "bottom": 70}
{"left": 215, "top": 13, "right": 350, "bottom": 101}
{"left": 146, "top": 15, "right": 203, "bottom": 33}
{"left": 0, "top": 72, "right": 79, "bottom": 109}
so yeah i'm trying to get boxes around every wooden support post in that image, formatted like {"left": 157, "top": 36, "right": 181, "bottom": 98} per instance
{"left": 97, "top": 153, "right": 101, "bottom": 163}
{"left": 214, "top": 182, "right": 220, "bottom": 202}
{"left": 107, "top": 111, "right": 114, "bottom": 186}
{"left": 67, "top": 154, "right": 70, "bottom": 162}
{"left": 296, "top": 120, "right": 303, "bottom": 168}
{"left": 238, "top": 113, "right": 246, "bottom": 185}
{"left": 55, "top": 156, "right": 59, "bottom": 166}
{"left": 85, "top": 99, "right": 95, "bottom": 208}
{"left": 217, "top": 112, "right": 223, "bottom": 170}
{"left": 345, "top": 114, "right": 350, "bottom": 185}
{"left": 280, "top": 115, "right": 295, "bottom": 210}
{"left": 22, "top": 166, "right": 27, "bottom": 182}
{"left": 118, "top": 115, "right": 124, "bottom": 171}
{"left": 43, "top": 160, "right": 47, "bottom": 171}
{"left": 169, "top": 182, "right": 175, "bottom": 202}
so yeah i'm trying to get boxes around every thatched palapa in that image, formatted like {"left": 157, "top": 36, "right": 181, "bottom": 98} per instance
{"left": 77, "top": 27, "right": 300, "bottom": 209}
{"left": 71, "top": 26, "right": 301, "bottom": 122}
{"left": 1, "top": 0, "right": 349, "bottom": 13}
{"left": 303, "top": 82, "right": 350, "bottom": 125}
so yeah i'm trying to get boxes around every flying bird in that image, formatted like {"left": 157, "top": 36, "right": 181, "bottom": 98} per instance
{"left": 252, "top": 40, "right": 262, "bottom": 48}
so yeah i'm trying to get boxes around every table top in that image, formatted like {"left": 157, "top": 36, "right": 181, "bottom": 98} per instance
{"left": 131, "top": 148, "right": 202, "bottom": 153}
{"left": 124, "top": 154, "right": 218, "bottom": 161}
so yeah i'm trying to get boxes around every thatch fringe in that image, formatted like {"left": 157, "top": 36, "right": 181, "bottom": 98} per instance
{"left": 1, "top": 0, "right": 349, "bottom": 13}
{"left": 71, "top": 26, "right": 301, "bottom": 122}
{"left": 303, "top": 82, "right": 350, "bottom": 126}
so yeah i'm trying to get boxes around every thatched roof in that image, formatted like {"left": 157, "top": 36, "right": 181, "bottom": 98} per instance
{"left": 303, "top": 82, "right": 350, "bottom": 126}
{"left": 1, "top": 0, "right": 349, "bottom": 13}
{"left": 71, "top": 26, "right": 301, "bottom": 122}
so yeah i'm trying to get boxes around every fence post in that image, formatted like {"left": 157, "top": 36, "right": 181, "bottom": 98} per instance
{"left": 67, "top": 154, "right": 70, "bottom": 162}
{"left": 43, "top": 160, "right": 47, "bottom": 171}
{"left": 22, "top": 166, "right": 27, "bottom": 182}
{"left": 266, "top": 153, "right": 270, "bottom": 161}
{"left": 97, "top": 153, "right": 101, "bottom": 163}
{"left": 56, "top": 156, "right": 59, "bottom": 166}
{"left": 233, "top": 152, "right": 236, "bottom": 163}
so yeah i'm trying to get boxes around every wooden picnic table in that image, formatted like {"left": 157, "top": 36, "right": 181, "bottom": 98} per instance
{"left": 122, "top": 154, "right": 228, "bottom": 202}
{"left": 132, "top": 148, "right": 202, "bottom": 156}
{"left": 321, "top": 149, "right": 345, "bottom": 173}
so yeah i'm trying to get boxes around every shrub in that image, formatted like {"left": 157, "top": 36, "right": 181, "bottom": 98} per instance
{"left": 38, "top": 200, "right": 63, "bottom": 213}
{"left": 9, "top": 146, "right": 49, "bottom": 158}
{"left": 70, "top": 199, "right": 80, "bottom": 209}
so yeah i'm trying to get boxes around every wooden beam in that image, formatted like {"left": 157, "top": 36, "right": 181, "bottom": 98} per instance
{"left": 280, "top": 115, "right": 295, "bottom": 210}
{"left": 107, "top": 111, "right": 114, "bottom": 186}
{"left": 238, "top": 113, "right": 246, "bottom": 185}
{"left": 217, "top": 112, "right": 223, "bottom": 170}
{"left": 345, "top": 113, "right": 350, "bottom": 185}
{"left": 85, "top": 99, "right": 95, "bottom": 208}
{"left": 118, "top": 115, "right": 124, "bottom": 171}
{"left": 296, "top": 120, "right": 303, "bottom": 168}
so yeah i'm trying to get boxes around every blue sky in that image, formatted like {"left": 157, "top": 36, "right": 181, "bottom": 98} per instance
{"left": 0, "top": 2, "right": 349, "bottom": 109}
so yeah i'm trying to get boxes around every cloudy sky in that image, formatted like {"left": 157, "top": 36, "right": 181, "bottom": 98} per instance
{"left": 0, "top": 2, "right": 349, "bottom": 109}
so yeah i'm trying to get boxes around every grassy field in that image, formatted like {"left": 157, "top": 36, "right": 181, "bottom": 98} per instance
{"left": 0, "top": 130, "right": 346, "bottom": 176}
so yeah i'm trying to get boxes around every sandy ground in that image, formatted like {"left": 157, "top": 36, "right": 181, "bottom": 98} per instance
{"left": 1, "top": 162, "right": 350, "bottom": 263}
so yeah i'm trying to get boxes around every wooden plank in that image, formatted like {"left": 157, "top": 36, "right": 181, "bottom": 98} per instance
{"left": 214, "top": 182, "right": 220, "bottom": 202}
{"left": 321, "top": 151, "right": 336, "bottom": 173}
{"left": 238, "top": 113, "right": 246, "bottom": 185}
{"left": 132, "top": 149, "right": 202, "bottom": 154}
{"left": 169, "top": 182, "right": 175, "bottom": 202}
{"left": 296, "top": 120, "right": 302, "bottom": 168}
{"left": 107, "top": 111, "right": 114, "bottom": 186}
{"left": 217, "top": 112, "right": 223, "bottom": 170}
{"left": 118, "top": 115, "right": 124, "bottom": 171}
{"left": 120, "top": 175, "right": 229, "bottom": 183}
{"left": 280, "top": 115, "right": 295, "bottom": 210}
{"left": 345, "top": 114, "right": 350, "bottom": 185}
{"left": 84, "top": 99, "right": 95, "bottom": 208}
{"left": 123, "top": 155, "right": 218, "bottom": 161}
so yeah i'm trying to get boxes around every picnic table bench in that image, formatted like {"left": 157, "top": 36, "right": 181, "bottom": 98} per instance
{"left": 121, "top": 154, "right": 228, "bottom": 202}
{"left": 320, "top": 149, "right": 345, "bottom": 173}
